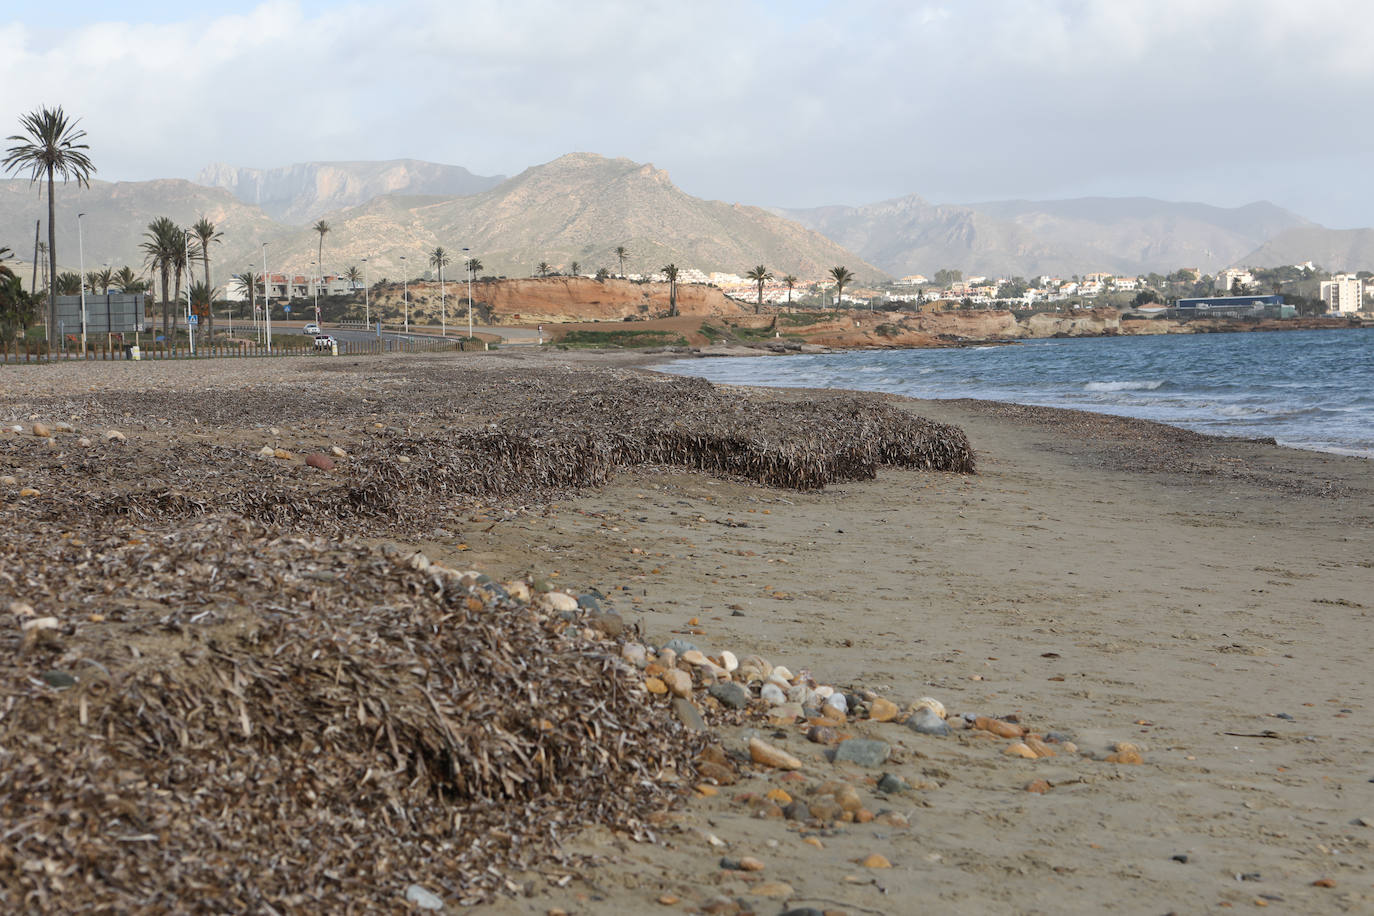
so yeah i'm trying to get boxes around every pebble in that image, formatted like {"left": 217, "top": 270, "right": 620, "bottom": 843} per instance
{"left": 708, "top": 682, "right": 751, "bottom": 710}
{"left": 1171, "top": 854, "right": 1189, "bottom": 864}
{"left": 672, "top": 697, "right": 706, "bottom": 731}
{"left": 780, "top": 909, "right": 825, "bottom": 916}
{"left": 877, "top": 773, "right": 912, "bottom": 794}
{"left": 104, "top": 429, "right": 126, "bottom": 442}
{"left": 589, "top": 609, "right": 624, "bottom": 638}
{"left": 31, "top": 423, "right": 51, "bottom": 438}
{"left": 662, "top": 637, "right": 700, "bottom": 657}
{"left": 914, "top": 697, "right": 948, "bottom": 719}
{"left": 720, "top": 650, "right": 738, "bottom": 673}
{"left": 806, "top": 725, "right": 838, "bottom": 745}
{"left": 783, "top": 799, "right": 810, "bottom": 821}
{"left": 258, "top": 445, "right": 275, "bottom": 457}
{"left": 786, "top": 683, "right": 812, "bottom": 705}
{"left": 808, "top": 798, "right": 843, "bottom": 821}
{"left": 644, "top": 677, "right": 667, "bottom": 695}
{"left": 906, "top": 707, "right": 951, "bottom": 737}
{"left": 506, "top": 580, "right": 533, "bottom": 603}
{"left": 752, "top": 881, "right": 794, "bottom": 897}
{"left": 869, "top": 697, "right": 900, "bottom": 722}
{"left": 1004, "top": 742, "right": 1038, "bottom": 759}
{"left": 760, "top": 683, "right": 787, "bottom": 706}
{"left": 771, "top": 665, "right": 794, "bottom": 683}
{"left": 272, "top": 448, "right": 294, "bottom": 460}
{"left": 78, "top": 437, "right": 91, "bottom": 447}
{"left": 833, "top": 785, "right": 863, "bottom": 812}
{"left": 40, "top": 670, "right": 77, "bottom": 689}
{"left": 621, "top": 643, "right": 648, "bottom": 668}
{"left": 330, "top": 445, "right": 347, "bottom": 458}
{"left": 404, "top": 884, "right": 444, "bottom": 910}
{"left": 0, "top": 475, "right": 16, "bottom": 486}
{"left": 18, "top": 488, "right": 40, "bottom": 498}
{"left": 975, "top": 716, "right": 1026, "bottom": 739}
{"left": 1024, "top": 736, "right": 1056, "bottom": 758}
{"left": 540, "top": 592, "right": 579, "bottom": 613}
{"left": 859, "top": 853, "right": 892, "bottom": 869}
{"left": 748, "top": 737, "right": 802, "bottom": 770}
{"left": 663, "top": 669, "right": 693, "bottom": 699}
{"left": 1024, "top": 779, "right": 1052, "bottom": 794}
{"left": 823, "top": 693, "right": 848, "bottom": 715}
{"left": 834, "top": 738, "right": 891, "bottom": 768}
{"left": 304, "top": 453, "right": 335, "bottom": 471}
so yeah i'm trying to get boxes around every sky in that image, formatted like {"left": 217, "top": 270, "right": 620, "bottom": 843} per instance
{"left": 4, "top": 0, "right": 1373, "bottom": 227}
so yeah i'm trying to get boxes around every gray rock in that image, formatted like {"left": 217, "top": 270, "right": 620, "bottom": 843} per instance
{"left": 783, "top": 800, "right": 810, "bottom": 821}
{"left": 877, "top": 772, "right": 912, "bottom": 794}
{"left": 906, "top": 707, "right": 951, "bottom": 737}
{"left": 404, "top": 884, "right": 444, "bottom": 910}
{"left": 576, "top": 593, "right": 602, "bottom": 612}
{"left": 41, "top": 670, "right": 77, "bottom": 689}
{"left": 661, "top": 637, "right": 700, "bottom": 656}
{"left": 672, "top": 697, "right": 706, "bottom": 731}
{"left": 708, "top": 682, "right": 751, "bottom": 710}
{"left": 781, "top": 908, "right": 826, "bottom": 916}
{"left": 834, "top": 738, "right": 891, "bottom": 768}
{"left": 589, "top": 608, "right": 624, "bottom": 638}
{"left": 760, "top": 682, "right": 787, "bottom": 706}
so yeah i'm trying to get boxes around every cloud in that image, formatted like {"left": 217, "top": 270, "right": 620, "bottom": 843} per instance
{"left": 3, "top": 0, "right": 1371, "bottom": 226}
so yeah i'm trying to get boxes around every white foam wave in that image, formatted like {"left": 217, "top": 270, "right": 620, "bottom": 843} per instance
{"left": 1084, "top": 380, "right": 1166, "bottom": 392}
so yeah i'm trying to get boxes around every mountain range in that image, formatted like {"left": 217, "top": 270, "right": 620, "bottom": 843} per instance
{"left": 4, "top": 153, "right": 1372, "bottom": 291}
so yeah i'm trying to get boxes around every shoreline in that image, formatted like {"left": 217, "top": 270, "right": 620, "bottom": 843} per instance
{"left": 2, "top": 351, "right": 1371, "bottom": 913}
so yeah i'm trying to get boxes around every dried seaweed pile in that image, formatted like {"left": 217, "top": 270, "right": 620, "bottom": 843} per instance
{"left": 0, "top": 510, "right": 699, "bottom": 910}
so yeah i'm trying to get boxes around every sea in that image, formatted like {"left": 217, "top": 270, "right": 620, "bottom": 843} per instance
{"left": 661, "top": 328, "right": 1374, "bottom": 458}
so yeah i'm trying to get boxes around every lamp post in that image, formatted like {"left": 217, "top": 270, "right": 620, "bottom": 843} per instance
{"left": 361, "top": 257, "right": 370, "bottom": 331}
{"left": 400, "top": 255, "right": 408, "bottom": 335}
{"left": 439, "top": 256, "right": 446, "bottom": 338}
{"left": 313, "top": 258, "right": 320, "bottom": 324}
{"left": 77, "top": 212, "right": 87, "bottom": 354}
{"left": 262, "top": 243, "right": 272, "bottom": 350}
{"left": 463, "top": 247, "right": 473, "bottom": 339}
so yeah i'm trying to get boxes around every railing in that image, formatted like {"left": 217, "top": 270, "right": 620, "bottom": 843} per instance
{"left": 0, "top": 335, "right": 485, "bottom": 364}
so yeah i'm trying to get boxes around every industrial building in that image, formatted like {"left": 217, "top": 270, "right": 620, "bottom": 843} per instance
{"left": 1174, "top": 294, "right": 1295, "bottom": 318}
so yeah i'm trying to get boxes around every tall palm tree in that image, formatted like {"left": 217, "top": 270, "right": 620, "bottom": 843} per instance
{"left": 56, "top": 272, "right": 82, "bottom": 296}
{"left": 232, "top": 272, "right": 259, "bottom": 301}
{"left": 661, "top": 263, "right": 680, "bottom": 317}
{"left": 745, "top": 264, "right": 773, "bottom": 314}
{"left": 344, "top": 265, "right": 363, "bottom": 292}
{"left": 465, "top": 256, "right": 483, "bottom": 281}
{"left": 3, "top": 106, "right": 96, "bottom": 340}
{"left": 188, "top": 281, "right": 217, "bottom": 327}
{"left": 312, "top": 220, "right": 330, "bottom": 301}
{"left": 829, "top": 266, "right": 855, "bottom": 308}
{"left": 191, "top": 217, "right": 222, "bottom": 336}
{"left": 782, "top": 274, "right": 798, "bottom": 308}
{"left": 113, "top": 265, "right": 140, "bottom": 293}
{"left": 570, "top": 260, "right": 581, "bottom": 277}
{"left": 96, "top": 266, "right": 114, "bottom": 294}
{"left": 537, "top": 261, "right": 550, "bottom": 277}
{"left": 614, "top": 245, "right": 629, "bottom": 278}
{"left": 140, "top": 217, "right": 180, "bottom": 337}
{"left": 429, "top": 246, "right": 451, "bottom": 334}
{"left": 171, "top": 227, "right": 197, "bottom": 335}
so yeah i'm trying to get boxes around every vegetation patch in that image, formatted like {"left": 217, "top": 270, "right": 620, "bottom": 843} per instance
{"left": 557, "top": 329, "right": 688, "bottom": 349}
{"left": 778, "top": 310, "right": 844, "bottom": 327}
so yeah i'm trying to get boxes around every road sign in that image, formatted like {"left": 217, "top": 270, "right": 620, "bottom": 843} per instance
{"left": 284, "top": 305, "right": 292, "bottom": 313}
{"left": 187, "top": 315, "right": 198, "bottom": 325}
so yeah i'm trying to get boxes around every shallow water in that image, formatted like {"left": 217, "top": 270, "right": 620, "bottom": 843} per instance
{"left": 662, "top": 327, "right": 1374, "bottom": 457}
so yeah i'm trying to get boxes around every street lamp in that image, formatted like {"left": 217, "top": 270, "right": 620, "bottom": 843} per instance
{"left": 262, "top": 243, "right": 272, "bottom": 350}
{"left": 463, "top": 247, "right": 473, "bottom": 339}
{"left": 361, "top": 257, "right": 370, "bottom": 331}
{"left": 77, "top": 212, "right": 87, "bottom": 354}
{"left": 400, "top": 255, "right": 408, "bottom": 335}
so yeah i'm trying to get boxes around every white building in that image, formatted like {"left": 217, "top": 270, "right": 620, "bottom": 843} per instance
{"left": 1319, "top": 274, "right": 1365, "bottom": 314}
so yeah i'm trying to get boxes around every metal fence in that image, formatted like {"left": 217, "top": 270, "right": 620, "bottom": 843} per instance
{"left": 0, "top": 334, "right": 484, "bottom": 364}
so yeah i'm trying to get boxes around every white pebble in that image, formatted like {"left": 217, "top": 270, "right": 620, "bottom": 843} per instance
{"left": 720, "top": 650, "right": 738, "bottom": 673}
{"left": 824, "top": 693, "right": 848, "bottom": 714}
{"left": 760, "top": 682, "right": 788, "bottom": 706}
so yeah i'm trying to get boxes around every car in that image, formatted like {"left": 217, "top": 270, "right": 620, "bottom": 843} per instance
{"left": 312, "top": 334, "right": 336, "bottom": 350}
{"left": 302, "top": 323, "right": 321, "bottom": 335}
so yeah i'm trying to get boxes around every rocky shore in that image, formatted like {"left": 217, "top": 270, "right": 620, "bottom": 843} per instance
{"left": 2, "top": 350, "right": 1371, "bottom": 914}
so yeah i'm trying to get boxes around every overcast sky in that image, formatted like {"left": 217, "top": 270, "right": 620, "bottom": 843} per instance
{"left": 4, "top": 0, "right": 1372, "bottom": 227}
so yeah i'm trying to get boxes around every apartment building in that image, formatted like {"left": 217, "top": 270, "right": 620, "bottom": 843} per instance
{"left": 1319, "top": 273, "right": 1365, "bottom": 314}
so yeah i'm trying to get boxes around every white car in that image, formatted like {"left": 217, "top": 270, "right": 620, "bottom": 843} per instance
{"left": 312, "top": 334, "right": 336, "bottom": 350}
{"left": 302, "top": 323, "right": 321, "bottom": 335}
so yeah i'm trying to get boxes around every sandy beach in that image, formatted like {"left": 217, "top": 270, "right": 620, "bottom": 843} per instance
{"left": 1, "top": 350, "right": 1370, "bottom": 914}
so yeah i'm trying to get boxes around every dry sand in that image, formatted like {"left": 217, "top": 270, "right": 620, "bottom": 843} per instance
{"left": 2, "top": 350, "right": 1371, "bottom": 914}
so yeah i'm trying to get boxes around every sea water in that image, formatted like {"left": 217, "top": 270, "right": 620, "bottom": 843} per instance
{"left": 661, "top": 328, "right": 1374, "bottom": 458}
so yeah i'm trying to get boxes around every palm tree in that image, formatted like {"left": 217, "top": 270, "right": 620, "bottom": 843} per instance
{"left": 344, "top": 265, "right": 363, "bottom": 293}
{"left": 3, "top": 106, "right": 96, "bottom": 340}
{"left": 113, "top": 265, "right": 140, "bottom": 293}
{"left": 537, "top": 261, "right": 551, "bottom": 277}
{"left": 141, "top": 217, "right": 180, "bottom": 337}
{"left": 614, "top": 245, "right": 629, "bottom": 278}
{"left": 171, "top": 227, "right": 197, "bottom": 335}
{"left": 56, "top": 272, "right": 82, "bottom": 296}
{"left": 231, "top": 272, "right": 258, "bottom": 300}
{"left": 829, "top": 266, "right": 855, "bottom": 308}
{"left": 465, "top": 256, "right": 483, "bottom": 281}
{"left": 745, "top": 264, "right": 773, "bottom": 314}
{"left": 429, "top": 246, "right": 451, "bottom": 334}
{"left": 188, "top": 281, "right": 217, "bottom": 328}
{"left": 782, "top": 274, "right": 797, "bottom": 308}
{"left": 190, "top": 217, "right": 222, "bottom": 336}
{"left": 569, "top": 260, "right": 581, "bottom": 277}
{"left": 312, "top": 220, "right": 330, "bottom": 302}
{"left": 96, "top": 266, "right": 114, "bottom": 294}
{"left": 661, "top": 263, "right": 680, "bottom": 317}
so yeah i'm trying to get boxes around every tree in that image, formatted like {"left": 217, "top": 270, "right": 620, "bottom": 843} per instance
{"left": 570, "top": 260, "right": 581, "bottom": 276}
{"left": 537, "top": 261, "right": 550, "bottom": 277}
{"left": 0, "top": 262, "right": 37, "bottom": 341}
{"left": 614, "top": 245, "right": 629, "bottom": 278}
{"left": 188, "top": 281, "right": 217, "bottom": 324}
{"left": 171, "top": 227, "right": 196, "bottom": 335}
{"left": 344, "top": 265, "right": 363, "bottom": 291}
{"left": 95, "top": 266, "right": 113, "bottom": 293}
{"left": 56, "top": 271, "right": 81, "bottom": 296}
{"left": 745, "top": 264, "right": 773, "bottom": 314}
{"left": 829, "top": 266, "right": 855, "bottom": 307}
{"left": 141, "top": 217, "right": 180, "bottom": 337}
{"left": 113, "top": 265, "right": 140, "bottom": 293}
{"left": 312, "top": 220, "right": 330, "bottom": 300}
{"left": 933, "top": 268, "right": 962, "bottom": 287}
{"left": 661, "top": 263, "right": 680, "bottom": 316}
{"left": 232, "top": 272, "right": 259, "bottom": 301}
{"left": 190, "top": 217, "right": 222, "bottom": 336}
{"left": 3, "top": 106, "right": 96, "bottom": 341}
{"left": 782, "top": 274, "right": 797, "bottom": 307}
{"left": 465, "top": 257, "right": 483, "bottom": 282}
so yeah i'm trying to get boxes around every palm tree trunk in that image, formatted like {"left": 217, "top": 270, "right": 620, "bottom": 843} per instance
{"left": 203, "top": 254, "right": 213, "bottom": 338}
{"left": 46, "top": 169, "right": 57, "bottom": 342}
{"left": 160, "top": 266, "right": 170, "bottom": 338}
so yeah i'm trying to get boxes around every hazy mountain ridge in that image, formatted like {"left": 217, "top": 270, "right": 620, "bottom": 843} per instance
{"left": 778, "top": 195, "right": 1318, "bottom": 277}
{"left": 1237, "top": 226, "right": 1374, "bottom": 273}
{"left": 196, "top": 159, "right": 506, "bottom": 224}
